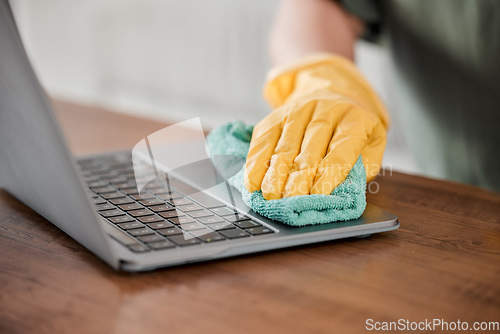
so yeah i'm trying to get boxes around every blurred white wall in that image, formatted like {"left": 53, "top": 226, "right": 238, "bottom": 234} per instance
{"left": 10, "top": 0, "right": 419, "bottom": 174}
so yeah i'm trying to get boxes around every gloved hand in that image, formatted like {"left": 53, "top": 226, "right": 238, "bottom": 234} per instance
{"left": 244, "top": 53, "right": 390, "bottom": 200}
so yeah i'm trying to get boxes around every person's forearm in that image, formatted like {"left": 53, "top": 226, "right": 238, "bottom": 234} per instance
{"left": 269, "top": 0, "right": 363, "bottom": 65}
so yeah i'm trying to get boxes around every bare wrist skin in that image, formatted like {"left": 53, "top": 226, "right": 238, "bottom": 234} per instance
{"left": 269, "top": 0, "right": 363, "bottom": 66}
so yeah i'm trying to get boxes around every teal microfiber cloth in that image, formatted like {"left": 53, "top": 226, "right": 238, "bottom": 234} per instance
{"left": 206, "top": 121, "right": 367, "bottom": 226}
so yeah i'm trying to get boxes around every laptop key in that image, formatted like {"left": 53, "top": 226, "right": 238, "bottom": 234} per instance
{"left": 144, "top": 179, "right": 169, "bottom": 188}
{"left": 138, "top": 234, "right": 165, "bottom": 243}
{"left": 87, "top": 180, "right": 109, "bottom": 188}
{"left": 234, "top": 220, "right": 261, "bottom": 229}
{"left": 219, "top": 228, "right": 250, "bottom": 239}
{"left": 84, "top": 175, "right": 101, "bottom": 183}
{"left": 123, "top": 171, "right": 136, "bottom": 179}
{"left": 101, "top": 191, "right": 126, "bottom": 200}
{"left": 118, "top": 222, "right": 144, "bottom": 230}
{"left": 100, "top": 209, "right": 126, "bottom": 218}
{"left": 169, "top": 198, "right": 193, "bottom": 206}
{"left": 93, "top": 186, "right": 117, "bottom": 194}
{"left": 207, "top": 222, "right": 235, "bottom": 231}
{"left": 106, "top": 176, "right": 128, "bottom": 184}
{"left": 149, "top": 204, "right": 174, "bottom": 212}
{"left": 92, "top": 197, "right": 108, "bottom": 205}
{"left": 158, "top": 192, "right": 183, "bottom": 201}
{"left": 157, "top": 226, "right": 183, "bottom": 236}
{"left": 159, "top": 210, "right": 185, "bottom": 219}
{"left": 177, "top": 203, "right": 203, "bottom": 212}
{"left": 98, "top": 170, "right": 118, "bottom": 180}
{"left": 247, "top": 226, "right": 274, "bottom": 235}
{"left": 150, "top": 187, "right": 171, "bottom": 195}
{"left": 168, "top": 216, "right": 196, "bottom": 225}
{"left": 92, "top": 169, "right": 112, "bottom": 176}
{"left": 149, "top": 241, "right": 176, "bottom": 250}
{"left": 145, "top": 183, "right": 168, "bottom": 191}
{"left": 118, "top": 203, "right": 143, "bottom": 211}
{"left": 223, "top": 215, "right": 251, "bottom": 223}
{"left": 108, "top": 215, "right": 136, "bottom": 224}
{"left": 137, "top": 215, "right": 164, "bottom": 223}
{"left": 128, "top": 227, "right": 155, "bottom": 236}
{"left": 179, "top": 222, "right": 206, "bottom": 231}
{"left": 100, "top": 173, "right": 121, "bottom": 180}
{"left": 120, "top": 188, "right": 139, "bottom": 195}
{"left": 210, "top": 207, "right": 239, "bottom": 216}
{"left": 130, "top": 193, "right": 155, "bottom": 201}
{"left": 147, "top": 221, "right": 174, "bottom": 230}
{"left": 140, "top": 198, "right": 166, "bottom": 206}
{"left": 115, "top": 182, "right": 136, "bottom": 190}
{"left": 198, "top": 216, "right": 225, "bottom": 225}
{"left": 189, "top": 192, "right": 226, "bottom": 209}
{"left": 168, "top": 234, "right": 201, "bottom": 247}
{"left": 128, "top": 209, "right": 153, "bottom": 217}
{"left": 198, "top": 232, "right": 225, "bottom": 243}
{"left": 109, "top": 197, "right": 134, "bottom": 205}
{"left": 96, "top": 203, "right": 116, "bottom": 211}
{"left": 188, "top": 209, "right": 214, "bottom": 219}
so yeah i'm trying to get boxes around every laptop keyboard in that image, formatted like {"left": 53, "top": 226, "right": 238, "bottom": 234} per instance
{"left": 77, "top": 153, "right": 274, "bottom": 253}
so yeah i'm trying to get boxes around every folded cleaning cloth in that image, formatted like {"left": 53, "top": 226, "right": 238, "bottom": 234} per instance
{"left": 206, "top": 121, "right": 367, "bottom": 226}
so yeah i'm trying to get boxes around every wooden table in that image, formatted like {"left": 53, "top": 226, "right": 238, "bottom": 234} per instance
{"left": 1, "top": 100, "right": 499, "bottom": 334}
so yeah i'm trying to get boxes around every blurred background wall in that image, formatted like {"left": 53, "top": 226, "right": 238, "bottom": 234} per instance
{"left": 10, "top": 0, "right": 419, "bottom": 174}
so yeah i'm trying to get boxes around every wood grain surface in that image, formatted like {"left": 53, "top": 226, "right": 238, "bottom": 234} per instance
{"left": 0, "top": 100, "right": 499, "bottom": 334}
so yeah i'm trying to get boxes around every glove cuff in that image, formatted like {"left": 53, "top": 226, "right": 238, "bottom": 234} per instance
{"left": 262, "top": 53, "right": 390, "bottom": 129}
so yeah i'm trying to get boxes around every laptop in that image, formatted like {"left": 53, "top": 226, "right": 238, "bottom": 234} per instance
{"left": 0, "top": 1, "right": 399, "bottom": 272}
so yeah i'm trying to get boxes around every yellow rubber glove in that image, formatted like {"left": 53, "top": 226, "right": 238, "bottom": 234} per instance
{"left": 244, "top": 53, "right": 390, "bottom": 200}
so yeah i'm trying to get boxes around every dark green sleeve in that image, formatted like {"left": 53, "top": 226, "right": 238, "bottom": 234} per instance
{"left": 337, "top": 0, "right": 383, "bottom": 42}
